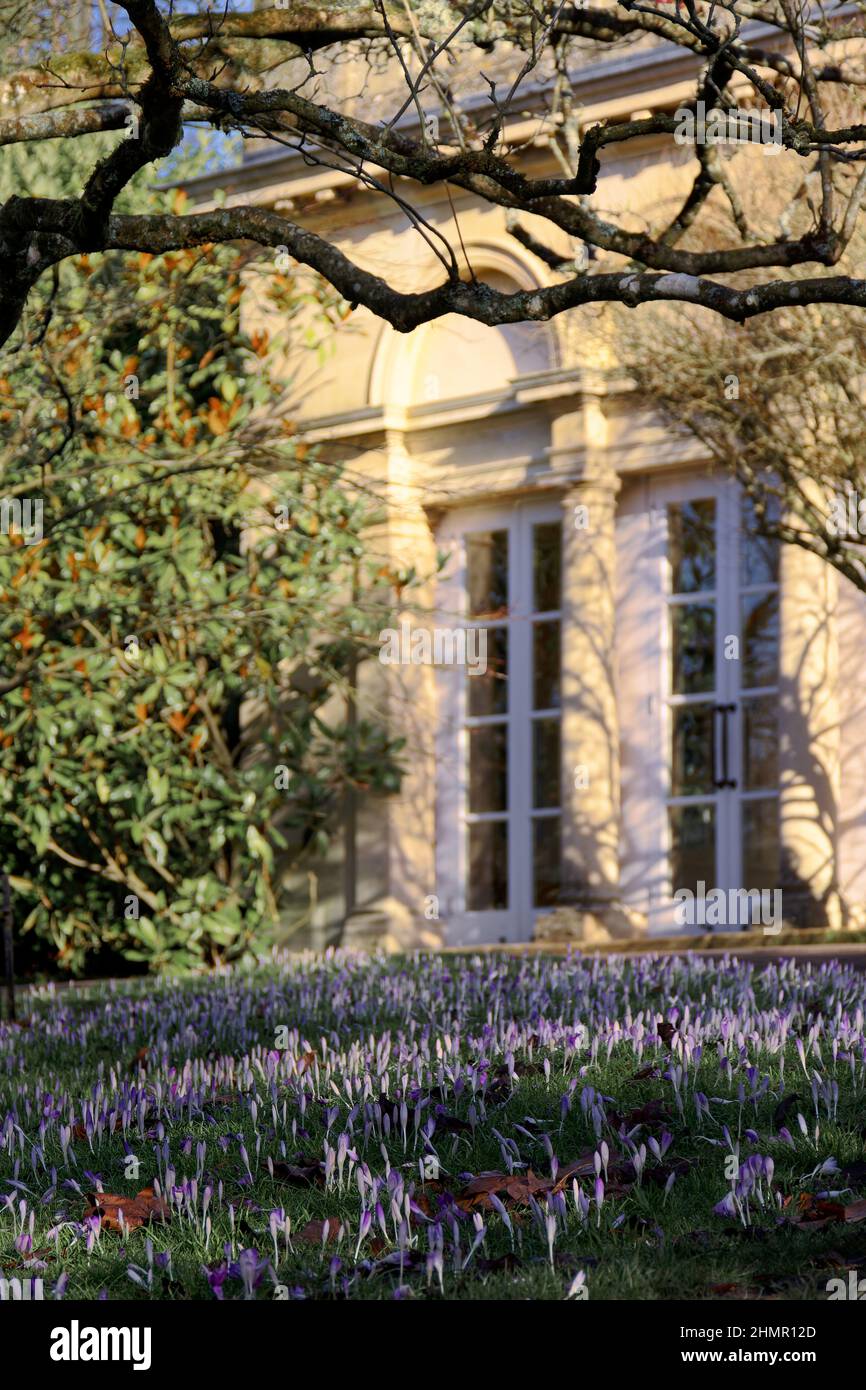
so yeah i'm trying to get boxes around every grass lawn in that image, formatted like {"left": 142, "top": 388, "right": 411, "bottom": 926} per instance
{"left": 2, "top": 948, "right": 866, "bottom": 1302}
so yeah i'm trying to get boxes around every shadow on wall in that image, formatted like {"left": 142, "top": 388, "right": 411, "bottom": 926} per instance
{"left": 778, "top": 564, "right": 843, "bottom": 929}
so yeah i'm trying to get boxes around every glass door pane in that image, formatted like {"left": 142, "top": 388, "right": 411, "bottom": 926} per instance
{"left": 671, "top": 704, "right": 716, "bottom": 796}
{"left": 529, "top": 520, "right": 561, "bottom": 910}
{"left": 742, "top": 798, "right": 779, "bottom": 891}
{"left": 669, "top": 803, "right": 716, "bottom": 895}
{"left": 737, "top": 494, "right": 780, "bottom": 895}
{"left": 465, "top": 529, "right": 510, "bottom": 913}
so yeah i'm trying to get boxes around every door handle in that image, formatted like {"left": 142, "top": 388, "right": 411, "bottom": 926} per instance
{"left": 713, "top": 703, "right": 737, "bottom": 789}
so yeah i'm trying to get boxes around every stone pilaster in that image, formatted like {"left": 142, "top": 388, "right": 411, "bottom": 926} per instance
{"left": 535, "top": 405, "right": 644, "bottom": 943}
{"left": 342, "top": 430, "right": 444, "bottom": 951}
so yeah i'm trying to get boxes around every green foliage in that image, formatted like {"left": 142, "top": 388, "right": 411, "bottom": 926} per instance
{"left": 0, "top": 182, "right": 404, "bottom": 974}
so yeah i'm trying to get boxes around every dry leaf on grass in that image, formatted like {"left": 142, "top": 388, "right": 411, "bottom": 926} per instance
{"left": 73, "top": 1116, "right": 121, "bottom": 1141}
{"left": 297, "top": 1218, "right": 340, "bottom": 1244}
{"left": 85, "top": 1187, "right": 169, "bottom": 1233}
{"left": 790, "top": 1193, "right": 866, "bottom": 1229}
{"left": 271, "top": 1155, "right": 323, "bottom": 1187}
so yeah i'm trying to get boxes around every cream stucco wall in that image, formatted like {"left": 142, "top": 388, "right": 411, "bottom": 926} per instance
{"left": 197, "top": 42, "right": 866, "bottom": 944}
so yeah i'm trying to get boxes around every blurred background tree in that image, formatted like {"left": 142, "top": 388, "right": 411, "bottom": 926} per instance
{"left": 612, "top": 237, "right": 866, "bottom": 594}
{"left": 0, "top": 46, "right": 406, "bottom": 975}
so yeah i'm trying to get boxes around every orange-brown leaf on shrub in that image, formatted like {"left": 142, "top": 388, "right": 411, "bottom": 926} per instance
{"left": 12, "top": 619, "right": 33, "bottom": 650}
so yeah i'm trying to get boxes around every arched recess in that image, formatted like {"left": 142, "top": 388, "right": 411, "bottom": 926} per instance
{"left": 368, "top": 241, "right": 556, "bottom": 412}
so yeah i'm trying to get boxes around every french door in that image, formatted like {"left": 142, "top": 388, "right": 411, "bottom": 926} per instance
{"left": 435, "top": 501, "right": 563, "bottom": 943}
{"left": 652, "top": 476, "right": 780, "bottom": 929}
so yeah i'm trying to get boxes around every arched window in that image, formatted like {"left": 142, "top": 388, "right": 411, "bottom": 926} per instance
{"left": 409, "top": 269, "right": 553, "bottom": 405}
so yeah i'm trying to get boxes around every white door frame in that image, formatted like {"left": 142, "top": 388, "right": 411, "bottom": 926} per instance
{"left": 647, "top": 472, "right": 780, "bottom": 931}
{"left": 435, "top": 498, "right": 562, "bottom": 944}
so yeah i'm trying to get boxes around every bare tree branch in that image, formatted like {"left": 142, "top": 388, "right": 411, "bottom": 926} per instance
{"left": 2, "top": 2, "right": 866, "bottom": 345}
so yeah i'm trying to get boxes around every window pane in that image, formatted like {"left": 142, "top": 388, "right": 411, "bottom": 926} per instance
{"left": 533, "top": 522, "right": 562, "bottom": 612}
{"left": 467, "top": 627, "right": 508, "bottom": 717}
{"left": 533, "top": 619, "right": 561, "bottom": 709}
{"left": 742, "top": 591, "right": 779, "bottom": 688}
{"left": 741, "top": 494, "right": 779, "bottom": 586}
{"left": 468, "top": 821, "right": 508, "bottom": 910}
{"left": 742, "top": 797, "right": 779, "bottom": 890}
{"left": 671, "top": 603, "right": 715, "bottom": 694}
{"left": 743, "top": 696, "right": 778, "bottom": 790}
{"left": 468, "top": 725, "right": 508, "bottom": 812}
{"left": 533, "top": 718, "right": 560, "bottom": 809}
{"left": 671, "top": 704, "right": 715, "bottom": 796}
{"left": 669, "top": 500, "right": 715, "bottom": 593}
{"left": 533, "top": 817, "right": 560, "bottom": 908}
{"left": 467, "top": 530, "right": 508, "bottom": 617}
{"left": 669, "top": 803, "right": 715, "bottom": 896}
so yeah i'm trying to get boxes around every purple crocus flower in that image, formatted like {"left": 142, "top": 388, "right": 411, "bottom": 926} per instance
{"left": 713, "top": 1191, "right": 738, "bottom": 1218}
{"left": 231, "top": 1248, "right": 270, "bottom": 1299}
{"left": 203, "top": 1260, "right": 229, "bottom": 1301}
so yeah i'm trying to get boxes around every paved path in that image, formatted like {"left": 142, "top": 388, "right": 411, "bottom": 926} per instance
{"left": 638, "top": 944, "right": 866, "bottom": 971}
{"left": 437, "top": 941, "right": 866, "bottom": 971}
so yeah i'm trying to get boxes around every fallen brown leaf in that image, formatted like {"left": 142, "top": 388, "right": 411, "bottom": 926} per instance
{"left": 460, "top": 1173, "right": 511, "bottom": 1198}
{"left": 272, "top": 1156, "right": 323, "bottom": 1187}
{"left": 73, "top": 1116, "right": 121, "bottom": 1142}
{"left": 632, "top": 1065, "right": 661, "bottom": 1081}
{"left": 789, "top": 1192, "right": 866, "bottom": 1229}
{"left": 553, "top": 1148, "right": 622, "bottom": 1191}
{"left": 85, "top": 1187, "right": 169, "bottom": 1233}
{"left": 297, "top": 1218, "right": 340, "bottom": 1245}
{"left": 210, "top": 1093, "right": 243, "bottom": 1108}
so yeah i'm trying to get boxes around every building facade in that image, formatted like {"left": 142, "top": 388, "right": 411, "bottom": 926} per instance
{"left": 188, "top": 38, "right": 866, "bottom": 950}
